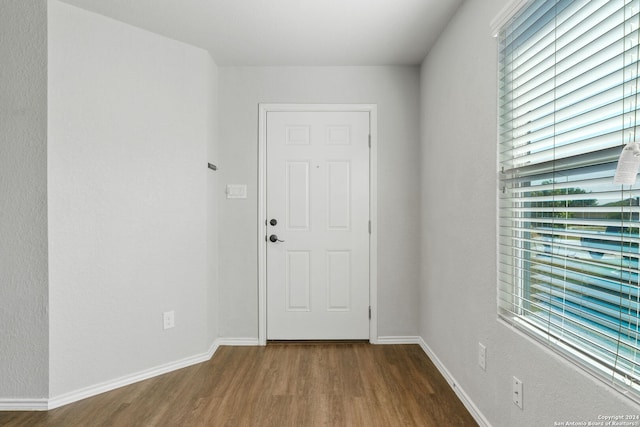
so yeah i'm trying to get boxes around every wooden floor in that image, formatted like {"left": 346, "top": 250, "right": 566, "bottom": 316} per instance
{"left": 0, "top": 343, "right": 477, "bottom": 426}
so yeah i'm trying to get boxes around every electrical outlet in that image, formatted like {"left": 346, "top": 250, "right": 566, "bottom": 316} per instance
{"left": 478, "top": 343, "right": 486, "bottom": 371}
{"left": 512, "top": 376, "right": 523, "bottom": 409}
{"left": 163, "top": 310, "right": 175, "bottom": 330}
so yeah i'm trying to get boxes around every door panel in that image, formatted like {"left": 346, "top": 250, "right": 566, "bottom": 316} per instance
{"left": 326, "top": 250, "right": 351, "bottom": 311}
{"left": 266, "top": 111, "right": 370, "bottom": 340}
{"left": 285, "top": 161, "right": 310, "bottom": 230}
{"left": 286, "top": 251, "right": 310, "bottom": 311}
{"left": 327, "top": 161, "right": 351, "bottom": 230}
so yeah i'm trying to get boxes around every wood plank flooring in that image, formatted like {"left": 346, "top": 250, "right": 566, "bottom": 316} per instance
{"left": 0, "top": 343, "right": 478, "bottom": 426}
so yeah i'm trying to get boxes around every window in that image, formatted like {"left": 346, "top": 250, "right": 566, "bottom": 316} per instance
{"left": 498, "top": 0, "right": 640, "bottom": 399}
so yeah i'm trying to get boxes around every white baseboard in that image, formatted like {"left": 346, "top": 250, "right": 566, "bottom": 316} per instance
{"left": 0, "top": 337, "right": 265, "bottom": 411}
{"left": 2, "top": 335, "right": 491, "bottom": 425}
{"left": 377, "top": 335, "right": 423, "bottom": 344}
{"left": 0, "top": 340, "right": 223, "bottom": 412}
{"left": 370, "top": 335, "right": 491, "bottom": 426}
{"left": 0, "top": 399, "right": 48, "bottom": 411}
{"left": 47, "top": 340, "right": 222, "bottom": 411}
{"left": 42, "top": 337, "right": 262, "bottom": 410}
{"left": 216, "top": 337, "right": 260, "bottom": 346}
{"left": 417, "top": 337, "right": 492, "bottom": 427}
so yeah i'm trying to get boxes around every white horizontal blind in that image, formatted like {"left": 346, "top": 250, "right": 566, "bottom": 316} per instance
{"left": 498, "top": 0, "right": 640, "bottom": 397}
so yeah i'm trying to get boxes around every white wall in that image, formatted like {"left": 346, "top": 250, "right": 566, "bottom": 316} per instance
{"left": 217, "top": 67, "right": 421, "bottom": 338}
{"left": 48, "top": 1, "right": 217, "bottom": 397}
{"left": 419, "top": 0, "right": 640, "bottom": 424}
{"left": 0, "top": 0, "right": 49, "bottom": 400}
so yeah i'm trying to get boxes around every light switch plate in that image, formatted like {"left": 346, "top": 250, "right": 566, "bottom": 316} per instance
{"left": 226, "top": 184, "right": 247, "bottom": 199}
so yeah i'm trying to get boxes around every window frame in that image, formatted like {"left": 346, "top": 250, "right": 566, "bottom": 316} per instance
{"left": 496, "top": 0, "right": 640, "bottom": 402}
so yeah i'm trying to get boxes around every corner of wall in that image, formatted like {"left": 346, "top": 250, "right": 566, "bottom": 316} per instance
{"left": 47, "top": 0, "right": 213, "bottom": 397}
{"left": 418, "top": 0, "right": 640, "bottom": 425}
{"left": 0, "top": 0, "right": 50, "bottom": 400}
{"left": 207, "top": 54, "right": 221, "bottom": 346}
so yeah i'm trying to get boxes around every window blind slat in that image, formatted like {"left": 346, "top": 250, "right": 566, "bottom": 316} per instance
{"left": 541, "top": 292, "right": 640, "bottom": 341}
{"left": 509, "top": 188, "right": 640, "bottom": 202}
{"left": 500, "top": 227, "right": 640, "bottom": 248}
{"left": 502, "top": 146, "right": 622, "bottom": 177}
{"left": 499, "top": 248, "right": 640, "bottom": 277}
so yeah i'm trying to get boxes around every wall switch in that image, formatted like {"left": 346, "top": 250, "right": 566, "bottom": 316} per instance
{"left": 512, "top": 376, "right": 523, "bottom": 409}
{"left": 226, "top": 184, "right": 247, "bottom": 199}
{"left": 478, "top": 342, "right": 486, "bottom": 371}
{"left": 163, "top": 310, "right": 175, "bottom": 330}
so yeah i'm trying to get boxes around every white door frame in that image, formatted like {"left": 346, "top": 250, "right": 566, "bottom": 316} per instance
{"left": 258, "top": 103, "right": 378, "bottom": 345}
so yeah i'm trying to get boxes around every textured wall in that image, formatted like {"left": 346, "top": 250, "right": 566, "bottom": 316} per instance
{"left": 217, "top": 66, "right": 421, "bottom": 339}
{"left": 48, "top": 1, "right": 215, "bottom": 397}
{"left": 0, "top": 0, "right": 49, "bottom": 399}
{"left": 419, "top": 0, "right": 640, "bottom": 424}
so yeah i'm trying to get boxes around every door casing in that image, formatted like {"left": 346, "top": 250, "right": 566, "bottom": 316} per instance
{"left": 258, "top": 103, "right": 378, "bottom": 345}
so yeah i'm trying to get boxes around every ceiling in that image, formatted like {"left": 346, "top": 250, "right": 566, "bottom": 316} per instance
{"left": 58, "top": 0, "right": 463, "bottom": 66}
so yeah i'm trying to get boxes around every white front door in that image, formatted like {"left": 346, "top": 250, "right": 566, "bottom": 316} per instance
{"left": 266, "top": 111, "right": 370, "bottom": 340}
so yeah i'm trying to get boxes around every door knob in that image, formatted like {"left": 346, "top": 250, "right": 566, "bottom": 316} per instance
{"left": 270, "top": 219, "right": 278, "bottom": 226}
{"left": 269, "top": 234, "right": 285, "bottom": 243}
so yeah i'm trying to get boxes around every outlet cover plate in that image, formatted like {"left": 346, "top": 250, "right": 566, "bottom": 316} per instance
{"left": 512, "top": 376, "right": 523, "bottom": 409}
{"left": 163, "top": 310, "right": 175, "bottom": 330}
{"left": 478, "top": 343, "right": 486, "bottom": 371}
